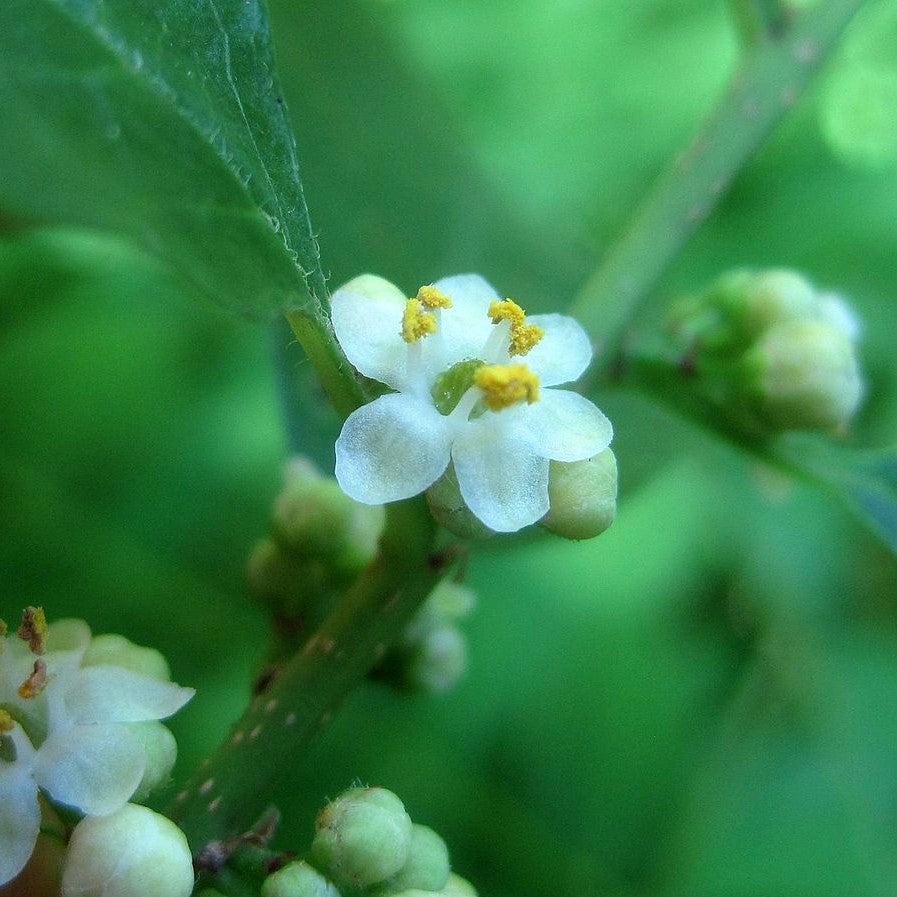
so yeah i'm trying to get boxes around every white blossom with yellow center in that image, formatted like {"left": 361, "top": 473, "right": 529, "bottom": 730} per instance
{"left": 331, "top": 273, "right": 613, "bottom": 532}
{"left": 0, "top": 614, "right": 194, "bottom": 887}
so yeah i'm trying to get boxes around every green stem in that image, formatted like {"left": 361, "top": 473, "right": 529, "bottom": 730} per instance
{"left": 170, "top": 498, "right": 443, "bottom": 851}
{"left": 731, "top": 0, "right": 790, "bottom": 44}
{"left": 285, "top": 309, "right": 368, "bottom": 418}
{"left": 570, "top": 0, "right": 866, "bottom": 371}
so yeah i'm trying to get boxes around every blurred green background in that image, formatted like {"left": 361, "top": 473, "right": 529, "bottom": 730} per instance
{"left": 3, "top": 1, "right": 897, "bottom": 895}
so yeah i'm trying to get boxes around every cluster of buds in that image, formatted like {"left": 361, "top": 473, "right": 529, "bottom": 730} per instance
{"left": 252, "top": 786, "right": 476, "bottom": 897}
{"left": 667, "top": 269, "right": 864, "bottom": 433}
{"left": 247, "top": 457, "right": 386, "bottom": 630}
{"left": 0, "top": 608, "right": 195, "bottom": 897}
{"left": 249, "top": 460, "right": 478, "bottom": 694}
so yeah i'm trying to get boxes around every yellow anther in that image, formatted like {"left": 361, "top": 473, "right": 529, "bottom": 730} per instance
{"left": 17, "top": 606, "right": 47, "bottom": 655}
{"left": 0, "top": 709, "right": 14, "bottom": 733}
{"left": 488, "top": 299, "right": 526, "bottom": 328}
{"left": 401, "top": 298, "right": 437, "bottom": 344}
{"left": 18, "top": 659, "right": 47, "bottom": 700}
{"left": 488, "top": 299, "right": 544, "bottom": 356}
{"left": 474, "top": 364, "right": 540, "bottom": 411}
{"left": 510, "top": 322, "right": 544, "bottom": 356}
{"left": 416, "top": 285, "right": 453, "bottom": 310}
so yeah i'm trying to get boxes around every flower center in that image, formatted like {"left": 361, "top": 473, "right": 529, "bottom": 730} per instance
{"left": 474, "top": 363, "right": 540, "bottom": 411}
{"left": 431, "top": 359, "right": 485, "bottom": 415}
{"left": 400, "top": 286, "right": 454, "bottom": 344}
{"left": 488, "top": 299, "right": 544, "bottom": 356}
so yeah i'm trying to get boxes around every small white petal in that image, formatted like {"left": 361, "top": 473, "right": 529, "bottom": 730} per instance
{"left": 336, "top": 394, "right": 452, "bottom": 504}
{"left": 331, "top": 275, "right": 409, "bottom": 390}
{"left": 452, "top": 418, "right": 550, "bottom": 532}
{"left": 524, "top": 314, "right": 593, "bottom": 386}
{"left": 34, "top": 724, "right": 145, "bottom": 815}
{"left": 433, "top": 274, "right": 498, "bottom": 364}
{"left": 0, "top": 766, "right": 40, "bottom": 887}
{"left": 513, "top": 389, "right": 613, "bottom": 462}
{"left": 64, "top": 667, "right": 194, "bottom": 725}
{"left": 817, "top": 292, "right": 862, "bottom": 342}
{"left": 46, "top": 619, "right": 92, "bottom": 654}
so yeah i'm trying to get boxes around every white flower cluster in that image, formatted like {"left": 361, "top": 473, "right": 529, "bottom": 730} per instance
{"left": 0, "top": 609, "right": 194, "bottom": 887}
{"left": 332, "top": 274, "right": 613, "bottom": 533}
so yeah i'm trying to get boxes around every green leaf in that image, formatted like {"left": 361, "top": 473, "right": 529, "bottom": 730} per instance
{"left": 0, "top": 0, "right": 325, "bottom": 318}
{"left": 770, "top": 435, "right": 897, "bottom": 556}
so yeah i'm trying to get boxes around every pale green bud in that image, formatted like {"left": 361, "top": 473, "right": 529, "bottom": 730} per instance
{"left": 389, "top": 824, "right": 450, "bottom": 892}
{"left": 542, "top": 449, "right": 618, "bottom": 541}
{"left": 273, "top": 459, "right": 384, "bottom": 571}
{"left": 82, "top": 634, "right": 170, "bottom": 682}
{"left": 261, "top": 861, "right": 341, "bottom": 897}
{"left": 729, "top": 269, "right": 818, "bottom": 339}
{"left": 311, "top": 787, "right": 413, "bottom": 889}
{"left": 740, "top": 319, "right": 864, "bottom": 431}
{"left": 126, "top": 721, "right": 177, "bottom": 802}
{"left": 426, "top": 466, "right": 493, "bottom": 540}
{"left": 61, "top": 804, "right": 193, "bottom": 897}
{"left": 406, "top": 625, "right": 467, "bottom": 693}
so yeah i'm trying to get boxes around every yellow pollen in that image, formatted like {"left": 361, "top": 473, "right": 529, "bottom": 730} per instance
{"left": 0, "top": 709, "right": 13, "bottom": 733}
{"left": 401, "top": 299, "right": 437, "bottom": 343}
{"left": 488, "top": 299, "right": 544, "bottom": 356}
{"left": 474, "top": 364, "right": 540, "bottom": 411}
{"left": 18, "top": 659, "right": 47, "bottom": 700}
{"left": 17, "top": 606, "right": 47, "bottom": 655}
{"left": 416, "top": 285, "right": 453, "bottom": 310}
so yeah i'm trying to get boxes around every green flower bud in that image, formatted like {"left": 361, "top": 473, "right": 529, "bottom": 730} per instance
{"left": 541, "top": 449, "right": 618, "bottom": 541}
{"left": 740, "top": 319, "right": 864, "bottom": 431}
{"left": 125, "top": 721, "right": 177, "bottom": 802}
{"left": 426, "top": 466, "right": 493, "bottom": 540}
{"left": 273, "top": 459, "right": 384, "bottom": 571}
{"left": 406, "top": 625, "right": 467, "bottom": 694}
{"left": 261, "top": 861, "right": 341, "bottom": 897}
{"left": 311, "top": 787, "right": 413, "bottom": 889}
{"left": 61, "top": 804, "right": 193, "bottom": 897}
{"left": 82, "top": 634, "right": 170, "bottom": 682}
{"left": 726, "top": 269, "right": 817, "bottom": 340}
{"left": 389, "top": 824, "right": 450, "bottom": 892}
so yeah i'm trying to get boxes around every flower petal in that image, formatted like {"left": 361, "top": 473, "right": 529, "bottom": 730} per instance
{"left": 452, "top": 418, "right": 550, "bottom": 532}
{"left": 513, "top": 389, "right": 613, "bottom": 462}
{"left": 331, "top": 275, "right": 409, "bottom": 390}
{"left": 523, "top": 314, "right": 593, "bottom": 386}
{"left": 33, "top": 724, "right": 144, "bottom": 816}
{"left": 63, "top": 667, "right": 194, "bottom": 725}
{"left": 0, "top": 766, "right": 40, "bottom": 887}
{"left": 432, "top": 274, "right": 498, "bottom": 364}
{"left": 46, "top": 619, "right": 92, "bottom": 654}
{"left": 336, "top": 394, "right": 452, "bottom": 504}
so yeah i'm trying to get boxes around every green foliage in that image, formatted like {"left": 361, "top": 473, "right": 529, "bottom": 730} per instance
{"left": 0, "top": 0, "right": 325, "bottom": 319}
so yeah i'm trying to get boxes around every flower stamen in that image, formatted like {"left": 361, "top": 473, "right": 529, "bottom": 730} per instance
{"left": 474, "top": 363, "right": 540, "bottom": 411}
{"left": 17, "top": 606, "right": 47, "bottom": 655}
{"left": 488, "top": 299, "right": 544, "bottom": 356}
{"left": 18, "top": 659, "right": 48, "bottom": 700}
{"left": 416, "top": 285, "right": 453, "bottom": 310}
{"left": 0, "top": 709, "right": 14, "bottom": 733}
{"left": 401, "top": 299, "right": 437, "bottom": 344}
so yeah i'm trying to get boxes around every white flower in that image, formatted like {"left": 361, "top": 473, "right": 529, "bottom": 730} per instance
{"left": 0, "top": 615, "right": 194, "bottom": 887}
{"left": 331, "top": 273, "right": 613, "bottom": 532}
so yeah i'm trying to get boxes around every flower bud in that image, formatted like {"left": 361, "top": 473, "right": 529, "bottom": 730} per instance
{"left": 82, "top": 634, "right": 170, "bottom": 682}
{"left": 61, "top": 804, "right": 193, "bottom": 897}
{"left": 541, "top": 449, "right": 617, "bottom": 541}
{"left": 273, "top": 459, "right": 384, "bottom": 571}
{"left": 389, "top": 824, "right": 450, "bottom": 892}
{"left": 426, "top": 467, "right": 493, "bottom": 540}
{"left": 740, "top": 319, "right": 864, "bottom": 430}
{"left": 311, "top": 787, "right": 413, "bottom": 889}
{"left": 261, "top": 861, "right": 341, "bottom": 897}
{"left": 406, "top": 625, "right": 467, "bottom": 693}
{"left": 125, "top": 721, "right": 177, "bottom": 802}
